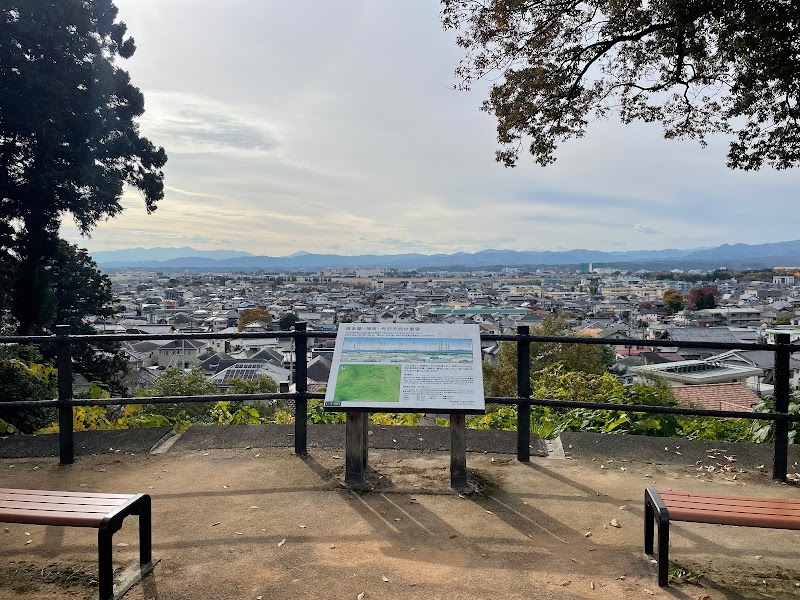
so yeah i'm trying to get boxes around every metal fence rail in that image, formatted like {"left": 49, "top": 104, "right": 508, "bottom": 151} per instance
{"left": 1, "top": 324, "right": 797, "bottom": 480}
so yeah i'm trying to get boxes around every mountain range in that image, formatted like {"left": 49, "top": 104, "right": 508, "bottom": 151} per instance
{"left": 91, "top": 240, "right": 800, "bottom": 271}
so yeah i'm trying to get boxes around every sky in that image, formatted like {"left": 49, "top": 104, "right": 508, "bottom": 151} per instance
{"left": 59, "top": 0, "right": 800, "bottom": 257}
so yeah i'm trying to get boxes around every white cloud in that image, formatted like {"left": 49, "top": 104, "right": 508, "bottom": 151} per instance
{"left": 59, "top": 0, "right": 800, "bottom": 256}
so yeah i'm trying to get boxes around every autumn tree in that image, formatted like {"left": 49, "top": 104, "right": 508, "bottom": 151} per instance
{"left": 662, "top": 289, "right": 685, "bottom": 313}
{"left": 0, "top": 1, "right": 167, "bottom": 334}
{"left": 442, "top": 0, "right": 800, "bottom": 170}
{"left": 237, "top": 308, "right": 273, "bottom": 331}
{"left": 687, "top": 286, "right": 720, "bottom": 310}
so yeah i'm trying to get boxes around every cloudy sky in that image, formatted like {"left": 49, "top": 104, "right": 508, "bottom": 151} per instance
{"left": 60, "top": 0, "right": 800, "bottom": 257}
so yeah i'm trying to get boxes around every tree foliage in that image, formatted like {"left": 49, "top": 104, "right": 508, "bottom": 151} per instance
{"left": 0, "top": 0, "right": 167, "bottom": 334}
{"left": 0, "top": 345, "right": 57, "bottom": 433}
{"left": 237, "top": 308, "right": 273, "bottom": 331}
{"left": 687, "top": 286, "right": 720, "bottom": 310}
{"left": 278, "top": 312, "right": 300, "bottom": 331}
{"left": 442, "top": 0, "right": 800, "bottom": 170}
{"left": 484, "top": 317, "right": 613, "bottom": 397}
{"left": 662, "top": 289, "right": 685, "bottom": 313}
{"left": 225, "top": 375, "right": 277, "bottom": 395}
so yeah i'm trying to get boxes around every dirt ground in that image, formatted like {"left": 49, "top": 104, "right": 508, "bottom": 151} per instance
{"left": 0, "top": 445, "right": 798, "bottom": 600}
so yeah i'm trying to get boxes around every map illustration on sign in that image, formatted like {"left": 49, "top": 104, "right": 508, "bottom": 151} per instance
{"left": 325, "top": 324, "right": 485, "bottom": 411}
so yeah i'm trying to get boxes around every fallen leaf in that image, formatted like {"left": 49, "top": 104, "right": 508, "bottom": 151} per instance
{"left": 278, "top": 538, "right": 286, "bottom": 547}
{"left": 610, "top": 519, "right": 621, "bottom": 528}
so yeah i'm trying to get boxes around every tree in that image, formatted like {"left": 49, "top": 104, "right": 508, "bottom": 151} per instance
{"left": 442, "top": 1, "right": 800, "bottom": 170}
{"left": 0, "top": 1, "right": 167, "bottom": 334}
{"left": 0, "top": 345, "right": 57, "bottom": 433}
{"left": 278, "top": 312, "right": 300, "bottom": 330}
{"left": 237, "top": 308, "right": 273, "bottom": 331}
{"left": 662, "top": 289, "right": 685, "bottom": 313}
{"left": 484, "top": 317, "right": 613, "bottom": 397}
{"left": 140, "top": 367, "right": 217, "bottom": 398}
{"left": 687, "top": 286, "right": 720, "bottom": 310}
{"left": 226, "top": 375, "right": 277, "bottom": 395}
{"left": 139, "top": 367, "right": 217, "bottom": 422}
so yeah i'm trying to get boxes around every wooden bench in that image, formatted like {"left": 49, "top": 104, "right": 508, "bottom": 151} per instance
{"left": 0, "top": 488, "right": 152, "bottom": 600}
{"left": 644, "top": 487, "right": 800, "bottom": 587}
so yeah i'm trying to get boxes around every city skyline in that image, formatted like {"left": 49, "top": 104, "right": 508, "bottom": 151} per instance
{"left": 60, "top": 0, "right": 800, "bottom": 256}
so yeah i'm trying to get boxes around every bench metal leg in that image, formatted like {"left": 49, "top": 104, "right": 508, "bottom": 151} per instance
{"left": 138, "top": 495, "right": 152, "bottom": 565}
{"left": 644, "top": 490, "right": 655, "bottom": 555}
{"left": 644, "top": 488, "right": 671, "bottom": 587}
{"left": 657, "top": 515, "right": 670, "bottom": 587}
{"left": 98, "top": 527, "right": 114, "bottom": 600}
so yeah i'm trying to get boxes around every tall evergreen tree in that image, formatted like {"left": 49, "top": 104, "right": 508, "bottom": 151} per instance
{"left": 0, "top": 0, "right": 166, "bottom": 334}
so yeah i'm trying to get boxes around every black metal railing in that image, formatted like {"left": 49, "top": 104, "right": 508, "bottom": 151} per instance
{"left": 1, "top": 323, "right": 798, "bottom": 480}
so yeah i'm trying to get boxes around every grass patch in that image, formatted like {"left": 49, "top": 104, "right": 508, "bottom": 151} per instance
{"left": 333, "top": 364, "right": 401, "bottom": 403}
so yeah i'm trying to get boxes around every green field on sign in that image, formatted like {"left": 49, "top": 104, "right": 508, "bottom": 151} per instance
{"left": 332, "top": 364, "right": 401, "bottom": 403}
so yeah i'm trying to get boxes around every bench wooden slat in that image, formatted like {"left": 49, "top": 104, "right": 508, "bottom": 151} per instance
{"left": 0, "top": 500, "right": 123, "bottom": 514}
{"left": 0, "top": 493, "right": 131, "bottom": 507}
{"left": 663, "top": 499, "right": 800, "bottom": 517}
{"left": 667, "top": 506, "right": 800, "bottom": 529}
{"left": 0, "top": 488, "right": 134, "bottom": 500}
{"left": 0, "top": 507, "right": 107, "bottom": 527}
{"left": 661, "top": 492, "right": 800, "bottom": 506}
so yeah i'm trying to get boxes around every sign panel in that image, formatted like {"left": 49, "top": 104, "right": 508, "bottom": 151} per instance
{"left": 324, "top": 323, "right": 485, "bottom": 411}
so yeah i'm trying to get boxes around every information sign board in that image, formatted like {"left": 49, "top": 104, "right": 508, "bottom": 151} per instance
{"left": 324, "top": 323, "right": 485, "bottom": 411}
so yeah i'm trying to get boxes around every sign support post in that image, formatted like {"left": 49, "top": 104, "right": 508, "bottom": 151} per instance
{"left": 450, "top": 413, "right": 468, "bottom": 489}
{"left": 345, "top": 411, "right": 368, "bottom": 485}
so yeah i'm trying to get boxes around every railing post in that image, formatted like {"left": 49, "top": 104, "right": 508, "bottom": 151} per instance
{"left": 294, "top": 321, "right": 308, "bottom": 456}
{"left": 516, "top": 325, "right": 531, "bottom": 462}
{"left": 772, "top": 333, "right": 791, "bottom": 481}
{"left": 55, "top": 325, "right": 74, "bottom": 465}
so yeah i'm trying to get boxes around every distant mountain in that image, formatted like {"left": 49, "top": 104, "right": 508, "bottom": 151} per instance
{"left": 90, "top": 246, "right": 254, "bottom": 263}
{"left": 92, "top": 240, "right": 800, "bottom": 271}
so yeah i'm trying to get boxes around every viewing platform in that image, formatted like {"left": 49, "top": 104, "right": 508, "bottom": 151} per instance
{"left": 0, "top": 427, "right": 797, "bottom": 599}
